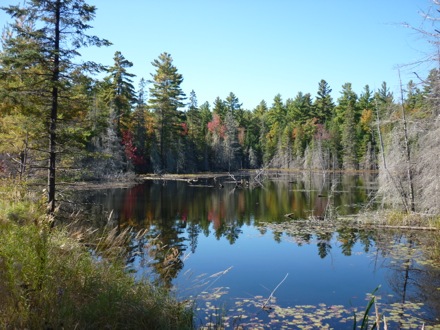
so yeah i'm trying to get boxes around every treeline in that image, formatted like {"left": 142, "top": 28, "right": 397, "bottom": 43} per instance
{"left": 0, "top": 1, "right": 438, "bottom": 184}
{"left": 1, "top": 47, "right": 438, "bottom": 178}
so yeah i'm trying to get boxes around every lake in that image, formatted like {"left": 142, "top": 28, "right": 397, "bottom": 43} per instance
{"left": 74, "top": 172, "right": 440, "bottom": 329}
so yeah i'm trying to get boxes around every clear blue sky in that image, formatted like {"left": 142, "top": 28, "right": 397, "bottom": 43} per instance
{"left": 1, "top": 0, "right": 436, "bottom": 109}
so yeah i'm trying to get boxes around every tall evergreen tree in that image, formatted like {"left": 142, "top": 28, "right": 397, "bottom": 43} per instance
{"left": 185, "top": 90, "right": 204, "bottom": 171}
{"left": 286, "top": 92, "right": 313, "bottom": 123}
{"left": 422, "top": 69, "right": 440, "bottom": 116}
{"left": 405, "top": 80, "right": 424, "bottom": 113}
{"left": 254, "top": 100, "right": 268, "bottom": 118}
{"left": 199, "top": 101, "right": 212, "bottom": 170}
{"left": 148, "top": 52, "right": 186, "bottom": 172}
{"left": 225, "top": 91, "right": 244, "bottom": 125}
{"left": 212, "top": 96, "right": 227, "bottom": 120}
{"left": 358, "top": 85, "right": 374, "bottom": 113}
{"left": 334, "top": 83, "right": 358, "bottom": 127}
{"left": 375, "top": 81, "right": 394, "bottom": 118}
{"left": 376, "top": 81, "right": 394, "bottom": 103}
{"left": 104, "top": 51, "right": 136, "bottom": 133}
{"left": 313, "top": 79, "right": 334, "bottom": 123}
{"left": 129, "top": 78, "right": 150, "bottom": 172}
{"left": 267, "top": 94, "right": 287, "bottom": 127}
{"left": 264, "top": 94, "right": 286, "bottom": 163}
{"left": 337, "top": 83, "right": 359, "bottom": 169}
{"left": 225, "top": 92, "right": 242, "bottom": 114}
{"left": 358, "top": 85, "right": 376, "bottom": 168}
{"left": 199, "top": 101, "right": 213, "bottom": 136}
{"left": 188, "top": 89, "right": 198, "bottom": 112}
{"left": 252, "top": 100, "right": 269, "bottom": 166}
{"left": 1, "top": 0, "right": 110, "bottom": 215}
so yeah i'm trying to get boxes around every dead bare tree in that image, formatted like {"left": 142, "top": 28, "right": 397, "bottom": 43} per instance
{"left": 378, "top": 0, "right": 440, "bottom": 213}
{"left": 398, "top": 70, "right": 416, "bottom": 212}
{"left": 375, "top": 99, "right": 409, "bottom": 211}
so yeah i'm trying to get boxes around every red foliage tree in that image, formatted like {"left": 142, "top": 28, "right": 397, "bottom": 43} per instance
{"left": 122, "top": 130, "right": 146, "bottom": 166}
{"left": 207, "top": 114, "right": 226, "bottom": 138}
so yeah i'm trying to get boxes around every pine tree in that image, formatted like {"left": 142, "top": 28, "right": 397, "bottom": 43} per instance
{"left": 265, "top": 94, "right": 286, "bottom": 163}
{"left": 148, "top": 52, "right": 186, "bottom": 172}
{"left": 375, "top": 81, "right": 394, "bottom": 118}
{"left": 337, "top": 83, "right": 359, "bottom": 169}
{"left": 405, "top": 80, "right": 424, "bottom": 114}
{"left": 213, "top": 96, "right": 227, "bottom": 120}
{"left": 225, "top": 92, "right": 244, "bottom": 125}
{"left": 0, "top": 15, "right": 45, "bottom": 180}
{"left": 186, "top": 90, "right": 204, "bottom": 171}
{"left": 129, "top": 78, "right": 150, "bottom": 172}
{"left": 188, "top": 90, "right": 198, "bottom": 112}
{"left": 199, "top": 101, "right": 212, "bottom": 171}
{"left": 358, "top": 85, "right": 376, "bottom": 168}
{"left": 313, "top": 79, "right": 334, "bottom": 123}
{"left": 267, "top": 94, "right": 287, "bottom": 127}
{"left": 104, "top": 51, "right": 136, "bottom": 134}
{"left": 1, "top": 0, "right": 110, "bottom": 214}
{"left": 286, "top": 92, "right": 313, "bottom": 123}
{"left": 422, "top": 69, "right": 440, "bottom": 117}
{"left": 225, "top": 92, "right": 242, "bottom": 114}
{"left": 253, "top": 100, "right": 268, "bottom": 166}
{"left": 358, "top": 85, "right": 374, "bottom": 114}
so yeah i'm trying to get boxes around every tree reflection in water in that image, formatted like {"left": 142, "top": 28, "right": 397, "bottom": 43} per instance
{"left": 72, "top": 173, "right": 440, "bottom": 326}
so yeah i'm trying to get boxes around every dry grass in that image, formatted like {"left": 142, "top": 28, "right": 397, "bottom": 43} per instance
{"left": 355, "top": 210, "right": 440, "bottom": 230}
{"left": 0, "top": 179, "right": 194, "bottom": 329}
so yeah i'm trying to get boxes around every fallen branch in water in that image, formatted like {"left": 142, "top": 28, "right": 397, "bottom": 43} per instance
{"left": 364, "top": 224, "right": 438, "bottom": 231}
{"left": 262, "top": 273, "right": 289, "bottom": 309}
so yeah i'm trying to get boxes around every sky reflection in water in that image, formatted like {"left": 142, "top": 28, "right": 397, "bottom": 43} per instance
{"left": 75, "top": 173, "right": 440, "bottom": 328}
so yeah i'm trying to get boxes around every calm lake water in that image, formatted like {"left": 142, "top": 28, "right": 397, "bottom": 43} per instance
{"left": 75, "top": 172, "right": 440, "bottom": 329}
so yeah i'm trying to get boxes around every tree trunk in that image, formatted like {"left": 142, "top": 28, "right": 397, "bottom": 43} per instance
{"left": 399, "top": 70, "right": 415, "bottom": 212}
{"left": 48, "top": 0, "right": 61, "bottom": 215}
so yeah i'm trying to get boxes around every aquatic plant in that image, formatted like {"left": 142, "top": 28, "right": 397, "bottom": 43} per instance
{"left": 353, "top": 286, "right": 380, "bottom": 330}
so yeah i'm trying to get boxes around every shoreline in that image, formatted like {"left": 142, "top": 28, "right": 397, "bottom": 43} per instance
{"left": 62, "top": 168, "right": 380, "bottom": 190}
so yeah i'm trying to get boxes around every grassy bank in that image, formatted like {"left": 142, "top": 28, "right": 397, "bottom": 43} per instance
{"left": 0, "top": 179, "right": 193, "bottom": 329}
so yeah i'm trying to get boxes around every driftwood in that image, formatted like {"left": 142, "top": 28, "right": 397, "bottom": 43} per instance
{"left": 188, "top": 184, "right": 215, "bottom": 188}
{"left": 365, "top": 224, "right": 438, "bottom": 231}
{"left": 227, "top": 172, "right": 249, "bottom": 189}
{"left": 141, "top": 171, "right": 266, "bottom": 189}
{"left": 262, "top": 273, "right": 289, "bottom": 310}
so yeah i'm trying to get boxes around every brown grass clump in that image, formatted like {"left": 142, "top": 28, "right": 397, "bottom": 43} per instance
{"left": 0, "top": 179, "right": 193, "bottom": 329}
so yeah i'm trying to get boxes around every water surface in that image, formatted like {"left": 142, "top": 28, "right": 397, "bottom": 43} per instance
{"left": 74, "top": 172, "right": 440, "bottom": 329}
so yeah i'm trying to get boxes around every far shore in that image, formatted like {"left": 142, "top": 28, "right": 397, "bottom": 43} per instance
{"left": 64, "top": 168, "right": 379, "bottom": 190}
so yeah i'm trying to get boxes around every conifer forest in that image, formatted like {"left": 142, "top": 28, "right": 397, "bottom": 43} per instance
{"left": 2, "top": 2, "right": 440, "bottom": 329}
{"left": 0, "top": 0, "right": 439, "bottom": 215}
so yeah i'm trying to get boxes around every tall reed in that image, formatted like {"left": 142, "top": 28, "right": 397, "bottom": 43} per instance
{"left": 0, "top": 179, "right": 194, "bottom": 329}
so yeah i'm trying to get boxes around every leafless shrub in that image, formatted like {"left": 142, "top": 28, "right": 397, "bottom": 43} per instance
{"left": 413, "top": 116, "right": 440, "bottom": 213}
{"left": 378, "top": 114, "right": 440, "bottom": 214}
